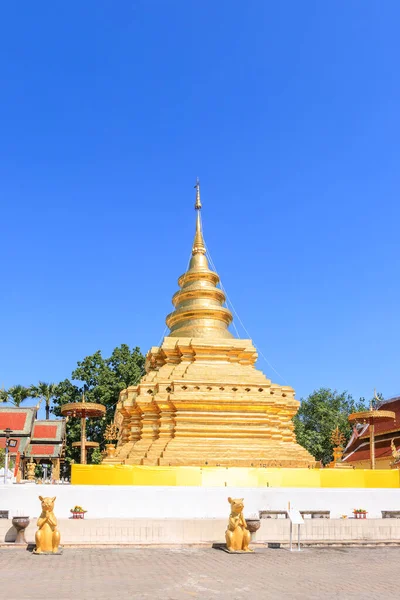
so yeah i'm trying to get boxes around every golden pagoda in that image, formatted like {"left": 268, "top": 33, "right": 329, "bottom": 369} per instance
{"left": 110, "top": 182, "right": 315, "bottom": 468}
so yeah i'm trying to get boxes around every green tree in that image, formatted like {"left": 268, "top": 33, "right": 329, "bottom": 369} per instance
{"left": 29, "top": 381, "right": 58, "bottom": 420}
{"left": 293, "top": 388, "right": 366, "bottom": 465}
{"left": 91, "top": 447, "right": 103, "bottom": 464}
{"left": 52, "top": 344, "right": 145, "bottom": 463}
{"left": 3, "top": 385, "right": 31, "bottom": 407}
{"left": 0, "top": 447, "right": 5, "bottom": 469}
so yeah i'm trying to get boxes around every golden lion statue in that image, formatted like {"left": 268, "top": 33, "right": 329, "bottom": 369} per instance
{"left": 225, "top": 497, "right": 252, "bottom": 552}
{"left": 34, "top": 496, "right": 61, "bottom": 554}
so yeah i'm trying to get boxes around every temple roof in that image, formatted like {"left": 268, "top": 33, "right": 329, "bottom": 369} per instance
{"left": 343, "top": 435, "right": 400, "bottom": 463}
{"left": 0, "top": 407, "right": 36, "bottom": 435}
{"left": 0, "top": 436, "right": 30, "bottom": 454}
{"left": 165, "top": 181, "right": 234, "bottom": 339}
{"left": 343, "top": 396, "right": 400, "bottom": 463}
{"left": 25, "top": 443, "right": 63, "bottom": 459}
{"left": 0, "top": 407, "right": 66, "bottom": 458}
{"left": 31, "top": 419, "right": 66, "bottom": 442}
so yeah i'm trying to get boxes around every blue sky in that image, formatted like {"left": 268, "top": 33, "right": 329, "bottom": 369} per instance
{"left": 1, "top": 1, "right": 399, "bottom": 412}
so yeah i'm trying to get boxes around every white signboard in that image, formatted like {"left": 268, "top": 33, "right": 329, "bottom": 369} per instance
{"left": 288, "top": 509, "right": 304, "bottom": 525}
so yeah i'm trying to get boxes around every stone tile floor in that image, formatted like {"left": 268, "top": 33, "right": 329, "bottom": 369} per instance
{"left": 1, "top": 546, "right": 400, "bottom": 599}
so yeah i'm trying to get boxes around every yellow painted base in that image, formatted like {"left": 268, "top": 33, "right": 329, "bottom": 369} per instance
{"left": 71, "top": 464, "right": 400, "bottom": 488}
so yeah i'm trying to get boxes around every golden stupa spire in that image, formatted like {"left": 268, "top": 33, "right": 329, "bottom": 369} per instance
{"left": 192, "top": 178, "right": 205, "bottom": 255}
{"left": 195, "top": 177, "right": 202, "bottom": 209}
{"left": 165, "top": 181, "right": 233, "bottom": 339}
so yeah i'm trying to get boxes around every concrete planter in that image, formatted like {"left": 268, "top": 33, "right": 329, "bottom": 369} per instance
{"left": 11, "top": 516, "right": 30, "bottom": 544}
{"left": 246, "top": 519, "right": 261, "bottom": 542}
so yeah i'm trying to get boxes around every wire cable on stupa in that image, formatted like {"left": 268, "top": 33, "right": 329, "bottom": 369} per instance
{"left": 203, "top": 237, "right": 290, "bottom": 386}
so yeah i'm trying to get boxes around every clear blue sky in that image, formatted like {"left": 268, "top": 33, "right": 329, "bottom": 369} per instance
{"left": 1, "top": 1, "right": 399, "bottom": 410}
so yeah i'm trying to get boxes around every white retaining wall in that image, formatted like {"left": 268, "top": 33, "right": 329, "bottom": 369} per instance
{"left": 2, "top": 518, "right": 400, "bottom": 545}
{"left": 1, "top": 484, "right": 400, "bottom": 519}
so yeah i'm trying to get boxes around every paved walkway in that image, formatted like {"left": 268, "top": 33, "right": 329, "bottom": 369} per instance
{"left": 2, "top": 546, "right": 399, "bottom": 599}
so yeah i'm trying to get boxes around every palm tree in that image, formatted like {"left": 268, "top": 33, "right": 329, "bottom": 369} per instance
{"left": 6, "top": 385, "right": 31, "bottom": 407}
{"left": 30, "top": 382, "right": 58, "bottom": 420}
{"left": 0, "top": 389, "right": 8, "bottom": 403}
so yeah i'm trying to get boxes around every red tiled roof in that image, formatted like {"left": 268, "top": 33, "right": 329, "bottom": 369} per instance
{"left": 0, "top": 437, "right": 22, "bottom": 452}
{"left": 343, "top": 397, "right": 400, "bottom": 463}
{"left": 344, "top": 438, "right": 400, "bottom": 462}
{"left": 0, "top": 437, "right": 29, "bottom": 454}
{"left": 33, "top": 424, "right": 57, "bottom": 439}
{"left": 31, "top": 419, "right": 65, "bottom": 441}
{"left": 0, "top": 412, "right": 27, "bottom": 431}
{"left": 25, "top": 442, "right": 62, "bottom": 458}
{"left": 0, "top": 407, "right": 36, "bottom": 435}
{"left": 0, "top": 410, "right": 65, "bottom": 458}
{"left": 358, "top": 399, "right": 400, "bottom": 438}
{"left": 29, "top": 444, "right": 55, "bottom": 455}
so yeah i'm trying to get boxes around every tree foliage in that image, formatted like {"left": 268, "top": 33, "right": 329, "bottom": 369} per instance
{"left": 91, "top": 447, "right": 103, "bottom": 464}
{"left": 29, "top": 382, "right": 58, "bottom": 420}
{"left": 52, "top": 344, "right": 145, "bottom": 463}
{"left": 1, "top": 385, "right": 31, "bottom": 407}
{"left": 293, "top": 388, "right": 366, "bottom": 465}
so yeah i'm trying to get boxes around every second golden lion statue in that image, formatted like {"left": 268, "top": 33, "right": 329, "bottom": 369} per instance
{"left": 34, "top": 496, "right": 61, "bottom": 554}
{"left": 225, "top": 497, "right": 252, "bottom": 552}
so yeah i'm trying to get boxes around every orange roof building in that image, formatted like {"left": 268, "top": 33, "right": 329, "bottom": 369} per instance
{"left": 0, "top": 407, "right": 66, "bottom": 479}
{"left": 342, "top": 397, "right": 400, "bottom": 469}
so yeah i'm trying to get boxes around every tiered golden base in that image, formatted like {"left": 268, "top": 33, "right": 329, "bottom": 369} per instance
{"left": 108, "top": 337, "right": 315, "bottom": 469}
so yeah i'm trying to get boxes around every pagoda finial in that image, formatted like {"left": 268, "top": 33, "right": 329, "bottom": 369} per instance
{"left": 165, "top": 180, "right": 234, "bottom": 339}
{"left": 192, "top": 178, "right": 205, "bottom": 255}
{"left": 194, "top": 177, "right": 202, "bottom": 210}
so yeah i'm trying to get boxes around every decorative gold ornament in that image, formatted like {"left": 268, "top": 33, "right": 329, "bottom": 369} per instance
{"left": 225, "top": 497, "right": 252, "bottom": 552}
{"left": 390, "top": 438, "right": 400, "bottom": 465}
{"left": 329, "top": 426, "right": 352, "bottom": 469}
{"left": 104, "top": 423, "right": 119, "bottom": 442}
{"left": 34, "top": 496, "right": 61, "bottom": 554}
{"left": 331, "top": 426, "right": 346, "bottom": 448}
{"left": 104, "top": 424, "right": 119, "bottom": 458}
{"left": 26, "top": 458, "right": 35, "bottom": 481}
{"left": 109, "top": 182, "right": 315, "bottom": 468}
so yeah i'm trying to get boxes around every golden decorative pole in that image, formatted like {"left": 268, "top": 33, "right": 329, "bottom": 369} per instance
{"left": 81, "top": 400, "right": 86, "bottom": 465}
{"left": 61, "top": 394, "right": 106, "bottom": 464}
{"left": 370, "top": 421, "right": 375, "bottom": 469}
